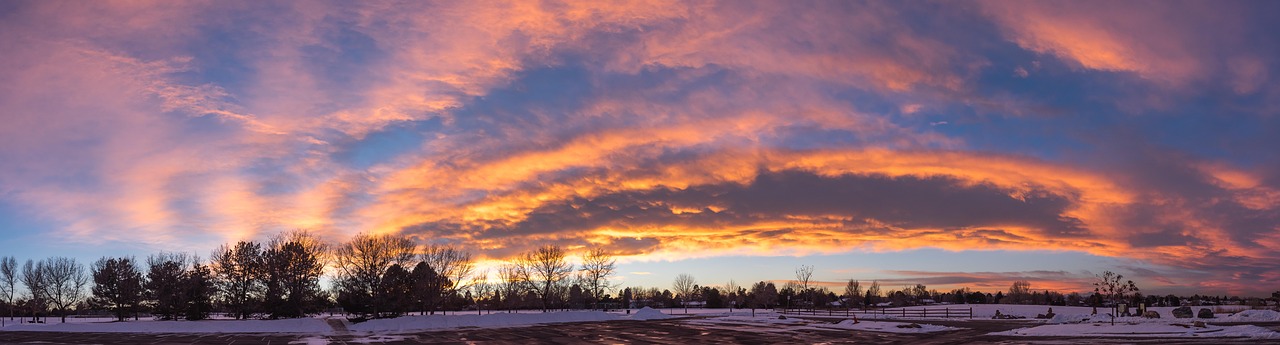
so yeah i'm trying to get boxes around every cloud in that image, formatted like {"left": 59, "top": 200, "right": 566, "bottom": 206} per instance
{"left": 1, "top": 0, "right": 1278, "bottom": 296}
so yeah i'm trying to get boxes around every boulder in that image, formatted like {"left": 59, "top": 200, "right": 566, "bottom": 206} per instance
{"left": 778, "top": 315, "right": 788, "bottom": 320}
{"left": 1143, "top": 310, "right": 1161, "bottom": 319}
{"left": 1193, "top": 321, "right": 1206, "bottom": 328}
{"left": 1172, "top": 306, "right": 1193, "bottom": 318}
{"left": 1197, "top": 308, "right": 1214, "bottom": 318}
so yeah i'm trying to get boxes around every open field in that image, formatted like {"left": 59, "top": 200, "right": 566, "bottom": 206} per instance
{"left": 3, "top": 306, "right": 1280, "bottom": 344}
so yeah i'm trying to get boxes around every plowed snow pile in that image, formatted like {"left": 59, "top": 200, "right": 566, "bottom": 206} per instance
{"left": 632, "top": 307, "right": 673, "bottom": 320}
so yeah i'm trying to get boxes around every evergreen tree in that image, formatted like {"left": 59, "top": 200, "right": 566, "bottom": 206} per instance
{"left": 145, "top": 253, "right": 189, "bottom": 320}
{"left": 89, "top": 257, "right": 144, "bottom": 322}
{"left": 212, "top": 241, "right": 265, "bottom": 320}
{"left": 263, "top": 239, "right": 326, "bottom": 319}
{"left": 183, "top": 263, "right": 215, "bottom": 320}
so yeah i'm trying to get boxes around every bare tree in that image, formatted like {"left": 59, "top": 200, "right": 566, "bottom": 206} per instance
{"left": 866, "top": 280, "right": 881, "bottom": 306}
{"left": 1, "top": 256, "right": 16, "bottom": 320}
{"left": 211, "top": 241, "right": 264, "bottom": 319}
{"left": 795, "top": 265, "right": 814, "bottom": 310}
{"left": 577, "top": 248, "right": 616, "bottom": 310}
{"left": 421, "top": 244, "right": 474, "bottom": 313}
{"left": 725, "top": 279, "right": 740, "bottom": 310}
{"left": 497, "top": 263, "right": 525, "bottom": 311}
{"left": 470, "top": 269, "right": 493, "bottom": 315}
{"left": 38, "top": 257, "right": 89, "bottom": 323}
{"left": 1093, "top": 271, "right": 1138, "bottom": 307}
{"left": 672, "top": 273, "right": 697, "bottom": 314}
{"left": 21, "top": 260, "right": 46, "bottom": 322}
{"left": 513, "top": 245, "right": 573, "bottom": 312}
{"left": 1008, "top": 280, "right": 1031, "bottom": 305}
{"left": 843, "top": 279, "right": 862, "bottom": 308}
{"left": 332, "top": 233, "right": 414, "bottom": 318}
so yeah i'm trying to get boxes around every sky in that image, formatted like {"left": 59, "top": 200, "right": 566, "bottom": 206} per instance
{"left": 1, "top": 0, "right": 1278, "bottom": 297}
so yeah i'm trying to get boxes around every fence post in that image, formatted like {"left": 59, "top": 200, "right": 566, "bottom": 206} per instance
{"left": 946, "top": 308, "right": 949, "bottom": 318}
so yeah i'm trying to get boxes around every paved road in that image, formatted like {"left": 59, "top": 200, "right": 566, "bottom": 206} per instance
{"left": 4, "top": 318, "right": 1280, "bottom": 344}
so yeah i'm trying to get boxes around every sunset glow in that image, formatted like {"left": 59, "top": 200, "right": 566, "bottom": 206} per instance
{"left": 1, "top": 0, "right": 1278, "bottom": 296}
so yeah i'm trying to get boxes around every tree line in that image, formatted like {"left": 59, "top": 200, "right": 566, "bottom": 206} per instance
{"left": 4, "top": 241, "right": 1276, "bottom": 323}
{"left": 0, "top": 232, "right": 623, "bottom": 323}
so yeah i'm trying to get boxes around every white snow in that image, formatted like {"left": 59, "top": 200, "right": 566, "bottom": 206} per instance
{"left": 1046, "top": 313, "right": 1094, "bottom": 324}
{"left": 685, "top": 315, "right": 961, "bottom": 334}
{"left": 992, "top": 322, "right": 1280, "bottom": 339}
{"left": 0, "top": 317, "right": 333, "bottom": 333}
{"left": 347, "top": 311, "right": 621, "bottom": 333}
{"left": 818, "top": 319, "right": 959, "bottom": 334}
{"left": 630, "top": 307, "right": 673, "bottom": 320}
{"left": 1222, "top": 309, "right": 1280, "bottom": 322}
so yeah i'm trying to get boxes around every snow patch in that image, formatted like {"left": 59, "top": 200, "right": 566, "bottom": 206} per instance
{"left": 348, "top": 311, "right": 621, "bottom": 333}
{"left": 1223, "top": 309, "right": 1280, "bottom": 322}
{"left": 821, "top": 319, "right": 959, "bottom": 334}
{"left": 0, "top": 318, "right": 333, "bottom": 333}
{"left": 1047, "top": 313, "right": 1093, "bottom": 324}
{"left": 632, "top": 307, "right": 673, "bottom": 320}
{"left": 992, "top": 323, "right": 1280, "bottom": 339}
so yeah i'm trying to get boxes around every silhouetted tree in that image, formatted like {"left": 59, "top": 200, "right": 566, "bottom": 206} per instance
{"left": 1008, "top": 280, "right": 1031, "bottom": 304}
{"left": 145, "top": 252, "right": 190, "bottom": 320}
{"left": 621, "top": 288, "right": 632, "bottom": 309}
{"left": 183, "top": 262, "right": 215, "bottom": 320}
{"left": 843, "top": 279, "right": 862, "bottom": 308}
{"left": 410, "top": 262, "right": 444, "bottom": 315}
{"left": 576, "top": 248, "right": 616, "bottom": 310}
{"left": 212, "top": 241, "right": 265, "bottom": 319}
{"left": 332, "top": 233, "right": 414, "bottom": 319}
{"left": 750, "top": 281, "right": 778, "bottom": 309}
{"left": 1094, "top": 271, "right": 1139, "bottom": 308}
{"left": 497, "top": 263, "right": 524, "bottom": 311}
{"left": 512, "top": 245, "right": 573, "bottom": 312}
{"left": 672, "top": 273, "right": 697, "bottom": 313}
{"left": 421, "top": 244, "right": 474, "bottom": 313}
{"left": 32, "top": 257, "right": 89, "bottom": 323}
{"left": 89, "top": 257, "right": 144, "bottom": 321}
{"left": 262, "top": 231, "right": 327, "bottom": 319}
{"left": 379, "top": 264, "right": 414, "bottom": 317}
{"left": 20, "top": 260, "right": 47, "bottom": 322}
{"left": 1, "top": 256, "right": 16, "bottom": 320}
{"left": 866, "top": 281, "right": 881, "bottom": 307}
{"left": 794, "top": 265, "right": 814, "bottom": 310}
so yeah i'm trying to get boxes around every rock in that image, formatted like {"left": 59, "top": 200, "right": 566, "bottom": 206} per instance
{"left": 778, "top": 315, "right": 787, "bottom": 320}
{"left": 1193, "top": 320, "right": 1206, "bottom": 328}
{"left": 1172, "top": 306, "right": 1193, "bottom": 318}
{"left": 1143, "top": 310, "right": 1161, "bottom": 319}
{"left": 1198, "top": 308, "right": 1214, "bottom": 318}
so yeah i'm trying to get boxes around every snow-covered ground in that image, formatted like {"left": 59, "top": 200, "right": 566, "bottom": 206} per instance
{"left": 818, "top": 319, "right": 960, "bottom": 334}
{"left": 1221, "top": 309, "right": 1280, "bottom": 322}
{"left": 870, "top": 304, "right": 1254, "bottom": 321}
{"left": 0, "top": 317, "right": 333, "bottom": 333}
{"left": 684, "top": 315, "right": 960, "bottom": 334}
{"left": 0, "top": 305, "right": 1273, "bottom": 339}
{"left": 347, "top": 311, "right": 623, "bottom": 334}
{"left": 992, "top": 323, "right": 1280, "bottom": 339}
